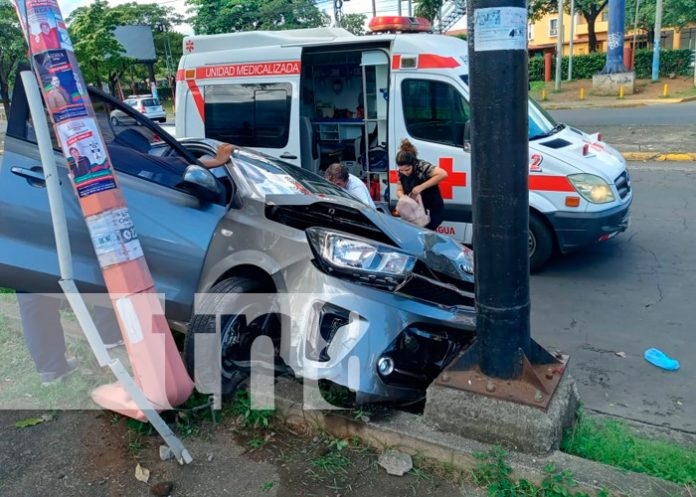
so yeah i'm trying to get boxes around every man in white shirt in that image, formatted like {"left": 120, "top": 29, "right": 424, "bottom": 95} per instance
{"left": 324, "top": 163, "right": 376, "bottom": 208}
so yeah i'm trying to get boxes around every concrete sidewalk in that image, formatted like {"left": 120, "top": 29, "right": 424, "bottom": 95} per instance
{"left": 540, "top": 95, "right": 696, "bottom": 111}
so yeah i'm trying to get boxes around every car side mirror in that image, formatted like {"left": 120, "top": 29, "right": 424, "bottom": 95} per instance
{"left": 182, "top": 164, "right": 223, "bottom": 203}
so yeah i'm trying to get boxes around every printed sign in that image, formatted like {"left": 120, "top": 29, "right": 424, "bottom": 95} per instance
{"left": 474, "top": 7, "right": 527, "bottom": 52}
{"left": 196, "top": 61, "right": 301, "bottom": 80}
{"left": 86, "top": 208, "right": 144, "bottom": 268}
{"left": 25, "top": 0, "right": 73, "bottom": 53}
{"left": 55, "top": 118, "right": 117, "bottom": 197}
{"left": 34, "top": 50, "right": 87, "bottom": 122}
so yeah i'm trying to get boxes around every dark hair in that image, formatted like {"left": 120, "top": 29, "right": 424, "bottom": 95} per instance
{"left": 396, "top": 139, "right": 418, "bottom": 166}
{"left": 69, "top": 146, "right": 79, "bottom": 154}
{"left": 324, "top": 162, "right": 349, "bottom": 182}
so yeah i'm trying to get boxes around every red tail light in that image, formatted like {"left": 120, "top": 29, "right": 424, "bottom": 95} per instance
{"left": 582, "top": 144, "right": 589, "bottom": 156}
{"left": 597, "top": 133, "right": 602, "bottom": 142}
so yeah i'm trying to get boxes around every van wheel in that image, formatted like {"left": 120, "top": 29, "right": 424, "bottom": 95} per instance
{"left": 110, "top": 116, "right": 120, "bottom": 127}
{"left": 183, "top": 277, "right": 280, "bottom": 397}
{"left": 529, "top": 212, "right": 553, "bottom": 273}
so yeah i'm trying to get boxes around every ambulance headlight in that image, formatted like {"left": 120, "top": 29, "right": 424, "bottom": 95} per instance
{"left": 306, "top": 227, "right": 416, "bottom": 290}
{"left": 568, "top": 174, "right": 615, "bottom": 204}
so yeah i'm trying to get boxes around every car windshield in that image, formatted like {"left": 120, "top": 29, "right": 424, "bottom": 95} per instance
{"left": 529, "top": 97, "right": 561, "bottom": 140}
{"left": 141, "top": 99, "right": 160, "bottom": 107}
{"left": 232, "top": 149, "right": 358, "bottom": 202}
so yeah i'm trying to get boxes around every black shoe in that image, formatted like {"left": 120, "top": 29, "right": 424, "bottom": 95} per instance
{"left": 40, "top": 357, "right": 79, "bottom": 386}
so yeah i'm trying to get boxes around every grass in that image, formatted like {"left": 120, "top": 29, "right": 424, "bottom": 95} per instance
{"left": 675, "top": 85, "right": 696, "bottom": 98}
{"left": 311, "top": 439, "right": 352, "bottom": 473}
{"left": 561, "top": 411, "right": 696, "bottom": 486}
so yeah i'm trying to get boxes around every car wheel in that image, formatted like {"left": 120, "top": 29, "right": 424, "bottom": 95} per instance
{"left": 110, "top": 116, "right": 120, "bottom": 127}
{"left": 529, "top": 212, "right": 554, "bottom": 273}
{"left": 183, "top": 277, "right": 280, "bottom": 398}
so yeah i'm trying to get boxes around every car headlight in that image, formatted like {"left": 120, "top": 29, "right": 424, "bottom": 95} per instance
{"left": 460, "top": 245, "right": 475, "bottom": 275}
{"left": 306, "top": 227, "right": 416, "bottom": 290}
{"left": 568, "top": 174, "right": 615, "bottom": 204}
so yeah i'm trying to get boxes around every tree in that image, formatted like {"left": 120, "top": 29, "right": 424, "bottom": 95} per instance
{"left": 186, "top": 0, "right": 330, "bottom": 35}
{"left": 67, "top": 1, "right": 184, "bottom": 92}
{"left": 0, "top": 0, "right": 28, "bottom": 118}
{"left": 529, "top": 0, "right": 608, "bottom": 52}
{"left": 339, "top": 13, "right": 367, "bottom": 35}
{"left": 414, "top": 0, "right": 443, "bottom": 23}
{"left": 629, "top": 0, "right": 696, "bottom": 45}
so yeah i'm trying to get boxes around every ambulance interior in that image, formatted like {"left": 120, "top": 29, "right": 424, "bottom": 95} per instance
{"left": 299, "top": 48, "right": 390, "bottom": 204}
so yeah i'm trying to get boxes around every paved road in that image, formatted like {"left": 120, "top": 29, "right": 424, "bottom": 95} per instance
{"left": 549, "top": 101, "right": 696, "bottom": 127}
{"left": 532, "top": 162, "right": 696, "bottom": 433}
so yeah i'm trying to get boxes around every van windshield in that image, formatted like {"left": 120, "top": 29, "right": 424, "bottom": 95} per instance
{"left": 233, "top": 149, "right": 358, "bottom": 201}
{"left": 529, "top": 98, "right": 563, "bottom": 140}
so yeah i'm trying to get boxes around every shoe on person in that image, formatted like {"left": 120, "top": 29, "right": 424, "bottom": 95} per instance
{"left": 40, "top": 357, "right": 79, "bottom": 386}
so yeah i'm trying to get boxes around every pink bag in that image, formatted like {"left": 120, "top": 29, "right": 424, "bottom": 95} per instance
{"left": 396, "top": 194, "right": 430, "bottom": 227}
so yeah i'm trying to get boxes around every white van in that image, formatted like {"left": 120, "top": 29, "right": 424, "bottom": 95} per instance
{"left": 175, "top": 16, "right": 632, "bottom": 271}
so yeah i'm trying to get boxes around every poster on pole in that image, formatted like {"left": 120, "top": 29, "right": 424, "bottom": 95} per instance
{"left": 34, "top": 50, "right": 88, "bottom": 122}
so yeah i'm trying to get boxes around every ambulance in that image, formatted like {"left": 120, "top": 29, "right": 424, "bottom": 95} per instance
{"left": 175, "top": 16, "right": 632, "bottom": 272}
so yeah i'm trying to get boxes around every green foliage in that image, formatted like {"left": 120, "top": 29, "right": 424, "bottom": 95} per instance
{"left": 633, "top": 49, "right": 694, "bottom": 78}
{"left": 528, "top": 49, "right": 693, "bottom": 80}
{"left": 628, "top": 0, "right": 696, "bottom": 33}
{"left": 0, "top": 0, "right": 29, "bottom": 117}
{"left": 414, "top": 0, "right": 444, "bottom": 23}
{"left": 229, "top": 389, "right": 276, "bottom": 428}
{"left": 338, "top": 13, "right": 367, "bottom": 36}
{"left": 562, "top": 412, "right": 696, "bottom": 485}
{"left": 311, "top": 439, "right": 352, "bottom": 473}
{"left": 67, "top": 0, "right": 184, "bottom": 89}
{"left": 185, "top": 0, "right": 330, "bottom": 35}
{"left": 471, "top": 447, "right": 612, "bottom": 497}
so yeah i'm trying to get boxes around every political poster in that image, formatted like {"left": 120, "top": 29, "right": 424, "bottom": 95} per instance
{"left": 34, "top": 50, "right": 88, "bottom": 122}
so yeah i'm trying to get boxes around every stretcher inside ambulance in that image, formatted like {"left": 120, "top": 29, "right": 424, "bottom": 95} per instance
{"left": 175, "top": 16, "right": 632, "bottom": 272}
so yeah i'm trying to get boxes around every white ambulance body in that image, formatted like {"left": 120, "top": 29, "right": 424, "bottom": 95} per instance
{"left": 175, "top": 17, "right": 632, "bottom": 271}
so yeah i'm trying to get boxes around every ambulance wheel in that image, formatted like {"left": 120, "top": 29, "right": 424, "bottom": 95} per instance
{"left": 529, "top": 212, "right": 553, "bottom": 273}
{"left": 184, "top": 277, "right": 281, "bottom": 398}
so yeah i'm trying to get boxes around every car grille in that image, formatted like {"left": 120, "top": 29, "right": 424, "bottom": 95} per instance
{"left": 615, "top": 171, "right": 631, "bottom": 200}
{"left": 396, "top": 272, "right": 475, "bottom": 309}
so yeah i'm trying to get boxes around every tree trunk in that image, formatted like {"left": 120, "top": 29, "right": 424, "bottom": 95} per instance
{"left": 587, "top": 13, "right": 599, "bottom": 52}
{"left": 0, "top": 73, "right": 10, "bottom": 120}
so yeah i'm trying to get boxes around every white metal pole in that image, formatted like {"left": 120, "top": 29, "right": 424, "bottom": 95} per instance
{"left": 631, "top": 0, "right": 640, "bottom": 70}
{"left": 397, "top": 0, "right": 402, "bottom": 15}
{"left": 408, "top": 0, "right": 412, "bottom": 16}
{"left": 21, "top": 70, "right": 192, "bottom": 465}
{"left": 555, "top": 0, "right": 564, "bottom": 90}
{"left": 568, "top": 0, "right": 575, "bottom": 80}
{"left": 372, "top": 0, "right": 376, "bottom": 16}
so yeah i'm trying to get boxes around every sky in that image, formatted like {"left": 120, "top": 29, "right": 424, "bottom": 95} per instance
{"left": 60, "top": 0, "right": 467, "bottom": 36}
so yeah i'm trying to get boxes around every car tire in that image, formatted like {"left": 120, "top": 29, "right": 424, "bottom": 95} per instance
{"left": 529, "top": 212, "right": 554, "bottom": 273}
{"left": 183, "top": 277, "right": 280, "bottom": 398}
{"left": 110, "top": 116, "right": 120, "bottom": 127}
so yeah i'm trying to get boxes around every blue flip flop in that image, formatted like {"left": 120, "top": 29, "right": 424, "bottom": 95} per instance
{"left": 644, "top": 348, "right": 680, "bottom": 371}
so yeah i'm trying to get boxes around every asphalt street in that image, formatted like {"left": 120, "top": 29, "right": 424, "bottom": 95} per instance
{"left": 549, "top": 101, "right": 696, "bottom": 126}
{"left": 531, "top": 162, "right": 696, "bottom": 433}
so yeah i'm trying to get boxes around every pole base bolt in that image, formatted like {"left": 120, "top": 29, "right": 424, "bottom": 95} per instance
{"left": 441, "top": 372, "right": 450, "bottom": 383}
{"left": 486, "top": 380, "right": 496, "bottom": 393}
{"left": 534, "top": 390, "right": 544, "bottom": 403}
{"left": 545, "top": 369, "right": 554, "bottom": 380}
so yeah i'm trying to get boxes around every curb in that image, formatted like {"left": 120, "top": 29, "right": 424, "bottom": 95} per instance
{"left": 274, "top": 379, "right": 689, "bottom": 497}
{"left": 622, "top": 152, "right": 696, "bottom": 161}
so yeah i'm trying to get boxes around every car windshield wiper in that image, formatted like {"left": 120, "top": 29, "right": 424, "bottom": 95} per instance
{"left": 530, "top": 123, "right": 565, "bottom": 141}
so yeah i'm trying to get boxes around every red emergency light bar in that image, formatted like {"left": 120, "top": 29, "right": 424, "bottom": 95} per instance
{"left": 368, "top": 16, "right": 432, "bottom": 33}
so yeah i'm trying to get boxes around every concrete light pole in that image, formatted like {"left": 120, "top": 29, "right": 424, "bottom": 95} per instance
{"left": 555, "top": 0, "right": 564, "bottom": 91}
{"left": 602, "top": 0, "right": 627, "bottom": 73}
{"left": 651, "top": 0, "right": 663, "bottom": 81}
{"left": 567, "top": 0, "right": 575, "bottom": 80}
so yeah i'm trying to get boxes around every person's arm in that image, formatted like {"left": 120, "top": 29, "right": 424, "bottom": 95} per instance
{"left": 410, "top": 166, "right": 448, "bottom": 198}
{"left": 199, "top": 143, "right": 236, "bottom": 169}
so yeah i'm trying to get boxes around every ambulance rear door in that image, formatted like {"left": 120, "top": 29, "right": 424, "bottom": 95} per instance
{"left": 391, "top": 71, "right": 472, "bottom": 241}
{"left": 186, "top": 48, "right": 303, "bottom": 166}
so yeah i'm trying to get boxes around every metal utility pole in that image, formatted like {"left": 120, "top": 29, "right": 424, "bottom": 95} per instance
{"left": 651, "top": 0, "right": 663, "bottom": 81}
{"left": 467, "top": 0, "right": 531, "bottom": 379}
{"left": 333, "top": 0, "right": 349, "bottom": 25}
{"left": 434, "top": 0, "right": 566, "bottom": 408}
{"left": 372, "top": 0, "right": 377, "bottom": 16}
{"left": 567, "top": 0, "right": 575, "bottom": 80}
{"left": 555, "top": 0, "right": 564, "bottom": 90}
{"left": 408, "top": 0, "right": 412, "bottom": 16}
{"left": 397, "top": 0, "right": 402, "bottom": 16}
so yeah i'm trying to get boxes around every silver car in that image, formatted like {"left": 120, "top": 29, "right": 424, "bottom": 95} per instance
{"left": 0, "top": 82, "right": 476, "bottom": 404}
{"left": 109, "top": 94, "right": 167, "bottom": 124}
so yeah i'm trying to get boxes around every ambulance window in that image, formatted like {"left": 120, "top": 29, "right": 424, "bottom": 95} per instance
{"left": 401, "top": 79, "right": 469, "bottom": 148}
{"left": 204, "top": 83, "right": 291, "bottom": 148}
